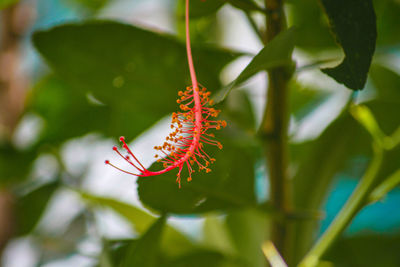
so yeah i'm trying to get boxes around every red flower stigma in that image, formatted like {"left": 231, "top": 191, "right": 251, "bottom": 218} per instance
{"left": 105, "top": 0, "right": 226, "bottom": 188}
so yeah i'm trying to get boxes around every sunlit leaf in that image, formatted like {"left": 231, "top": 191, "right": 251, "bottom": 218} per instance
{"left": 320, "top": 0, "right": 377, "bottom": 90}
{"left": 203, "top": 216, "right": 236, "bottom": 255}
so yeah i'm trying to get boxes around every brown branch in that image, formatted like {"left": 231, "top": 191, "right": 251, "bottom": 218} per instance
{"left": 0, "top": 2, "right": 35, "bottom": 261}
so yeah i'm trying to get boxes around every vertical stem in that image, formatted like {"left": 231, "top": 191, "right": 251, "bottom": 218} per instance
{"left": 260, "top": 0, "right": 292, "bottom": 263}
{"left": 299, "top": 145, "right": 384, "bottom": 267}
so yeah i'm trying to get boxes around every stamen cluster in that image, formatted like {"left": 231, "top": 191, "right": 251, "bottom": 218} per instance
{"left": 105, "top": 85, "right": 226, "bottom": 187}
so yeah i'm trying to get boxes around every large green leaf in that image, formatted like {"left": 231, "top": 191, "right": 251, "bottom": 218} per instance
{"left": 32, "top": 21, "right": 239, "bottom": 141}
{"left": 319, "top": 0, "right": 377, "bottom": 90}
{"left": 214, "top": 27, "right": 296, "bottom": 103}
{"left": 15, "top": 181, "right": 59, "bottom": 236}
{"left": 120, "top": 216, "right": 166, "bottom": 267}
{"left": 29, "top": 75, "right": 111, "bottom": 144}
{"left": 137, "top": 134, "right": 258, "bottom": 214}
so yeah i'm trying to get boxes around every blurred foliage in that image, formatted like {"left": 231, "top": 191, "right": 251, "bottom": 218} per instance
{"left": 0, "top": 0, "right": 19, "bottom": 9}
{"left": 0, "top": 0, "right": 399, "bottom": 266}
{"left": 325, "top": 234, "right": 400, "bottom": 267}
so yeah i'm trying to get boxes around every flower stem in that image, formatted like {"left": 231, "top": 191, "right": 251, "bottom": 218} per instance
{"left": 299, "top": 145, "right": 384, "bottom": 267}
{"left": 185, "top": 0, "right": 198, "bottom": 90}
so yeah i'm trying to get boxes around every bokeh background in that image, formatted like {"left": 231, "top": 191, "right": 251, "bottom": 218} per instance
{"left": 1, "top": 0, "right": 400, "bottom": 266}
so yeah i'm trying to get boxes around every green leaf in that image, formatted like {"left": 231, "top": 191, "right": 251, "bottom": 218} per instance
{"left": 163, "top": 249, "right": 245, "bottom": 267}
{"left": 320, "top": 0, "right": 377, "bottom": 90}
{"left": 16, "top": 181, "right": 59, "bottom": 236}
{"left": 325, "top": 234, "right": 400, "bottom": 267}
{"left": 79, "top": 192, "right": 194, "bottom": 257}
{"left": 203, "top": 216, "right": 236, "bottom": 255}
{"left": 374, "top": 0, "right": 400, "bottom": 46}
{"left": 120, "top": 216, "right": 166, "bottom": 267}
{"left": 214, "top": 27, "right": 296, "bottom": 103}
{"left": 80, "top": 191, "right": 154, "bottom": 233}
{"left": 137, "top": 134, "right": 258, "bottom": 214}
{"left": 0, "top": 0, "right": 18, "bottom": 9}
{"left": 185, "top": 0, "right": 226, "bottom": 18}
{"left": 287, "top": 0, "right": 336, "bottom": 51}
{"left": 29, "top": 75, "right": 111, "bottom": 144}
{"left": 32, "top": 21, "right": 240, "bottom": 141}
{"left": 369, "top": 64, "right": 400, "bottom": 104}
{"left": 226, "top": 209, "right": 267, "bottom": 267}
{"left": 224, "top": 89, "right": 256, "bottom": 132}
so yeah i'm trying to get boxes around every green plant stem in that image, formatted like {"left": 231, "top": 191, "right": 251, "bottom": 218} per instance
{"left": 299, "top": 144, "right": 384, "bottom": 267}
{"left": 260, "top": 0, "right": 292, "bottom": 263}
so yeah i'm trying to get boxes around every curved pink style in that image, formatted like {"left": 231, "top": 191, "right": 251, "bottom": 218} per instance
{"left": 105, "top": 0, "right": 226, "bottom": 187}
